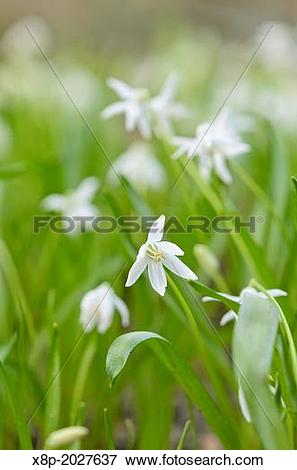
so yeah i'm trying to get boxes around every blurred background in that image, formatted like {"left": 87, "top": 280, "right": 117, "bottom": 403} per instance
{"left": 1, "top": 0, "right": 297, "bottom": 52}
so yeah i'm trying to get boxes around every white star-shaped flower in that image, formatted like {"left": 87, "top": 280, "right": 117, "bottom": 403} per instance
{"left": 125, "top": 215, "right": 198, "bottom": 296}
{"left": 149, "top": 73, "right": 189, "bottom": 136}
{"left": 109, "top": 141, "right": 165, "bottom": 190}
{"left": 42, "top": 177, "right": 99, "bottom": 233}
{"left": 172, "top": 109, "right": 250, "bottom": 184}
{"left": 80, "top": 282, "right": 129, "bottom": 334}
{"left": 202, "top": 286, "right": 287, "bottom": 326}
{"left": 101, "top": 78, "right": 151, "bottom": 139}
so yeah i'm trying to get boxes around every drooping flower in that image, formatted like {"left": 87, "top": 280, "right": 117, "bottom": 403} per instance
{"left": 101, "top": 78, "right": 151, "bottom": 139}
{"left": 202, "top": 286, "right": 287, "bottom": 326}
{"left": 42, "top": 177, "right": 99, "bottom": 233}
{"left": 149, "top": 73, "right": 189, "bottom": 136}
{"left": 108, "top": 141, "right": 165, "bottom": 190}
{"left": 80, "top": 282, "right": 129, "bottom": 334}
{"left": 172, "top": 109, "right": 250, "bottom": 184}
{"left": 125, "top": 215, "right": 198, "bottom": 296}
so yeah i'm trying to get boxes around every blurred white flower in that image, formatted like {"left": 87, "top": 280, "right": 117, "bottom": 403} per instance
{"left": 0, "top": 117, "right": 12, "bottom": 156}
{"left": 109, "top": 142, "right": 165, "bottom": 190}
{"left": 149, "top": 73, "right": 189, "bottom": 136}
{"left": 172, "top": 109, "right": 250, "bottom": 184}
{"left": 101, "top": 78, "right": 151, "bottom": 138}
{"left": 202, "top": 286, "right": 287, "bottom": 326}
{"left": 125, "top": 215, "right": 197, "bottom": 296}
{"left": 101, "top": 75, "right": 188, "bottom": 139}
{"left": 45, "top": 426, "right": 88, "bottom": 449}
{"left": 80, "top": 282, "right": 129, "bottom": 334}
{"left": 42, "top": 177, "right": 99, "bottom": 233}
{"left": 255, "top": 22, "right": 297, "bottom": 69}
{"left": 1, "top": 15, "right": 52, "bottom": 60}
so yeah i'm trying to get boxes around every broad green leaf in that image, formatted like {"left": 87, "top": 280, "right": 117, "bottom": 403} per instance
{"left": 106, "top": 331, "right": 239, "bottom": 449}
{"left": 232, "top": 290, "right": 291, "bottom": 449}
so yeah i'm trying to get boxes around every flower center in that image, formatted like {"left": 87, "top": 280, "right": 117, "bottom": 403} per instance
{"left": 146, "top": 243, "right": 163, "bottom": 262}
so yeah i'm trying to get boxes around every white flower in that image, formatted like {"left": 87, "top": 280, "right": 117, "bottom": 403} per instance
{"left": 101, "top": 75, "right": 188, "bottom": 139}
{"left": 101, "top": 78, "right": 151, "bottom": 139}
{"left": 125, "top": 215, "right": 198, "bottom": 296}
{"left": 172, "top": 109, "right": 250, "bottom": 184}
{"left": 149, "top": 73, "right": 189, "bottom": 136}
{"left": 1, "top": 15, "right": 52, "bottom": 60}
{"left": 42, "top": 177, "right": 99, "bottom": 233}
{"left": 109, "top": 142, "right": 165, "bottom": 190}
{"left": 202, "top": 286, "right": 287, "bottom": 326}
{"left": 80, "top": 282, "right": 129, "bottom": 334}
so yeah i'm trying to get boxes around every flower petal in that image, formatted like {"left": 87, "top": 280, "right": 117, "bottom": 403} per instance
{"left": 220, "top": 310, "right": 237, "bottom": 326}
{"left": 213, "top": 152, "right": 232, "bottom": 184}
{"left": 113, "top": 296, "right": 130, "bottom": 328}
{"left": 125, "top": 256, "right": 147, "bottom": 287}
{"left": 42, "top": 194, "right": 66, "bottom": 212}
{"left": 238, "top": 382, "right": 252, "bottom": 423}
{"left": 157, "top": 241, "right": 184, "bottom": 256}
{"left": 162, "top": 253, "right": 197, "bottom": 280}
{"left": 107, "top": 77, "right": 133, "bottom": 99}
{"left": 148, "top": 260, "right": 167, "bottom": 296}
{"left": 147, "top": 215, "right": 165, "bottom": 243}
{"left": 101, "top": 102, "right": 127, "bottom": 119}
{"left": 76, "top": 177, "right": 99, "bottom": 201}
{"left": 267, "top": 288, "right": 288, "bottom": 297}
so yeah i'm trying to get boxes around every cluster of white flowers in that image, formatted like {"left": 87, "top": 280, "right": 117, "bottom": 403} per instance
{"left": 101, "top": 72, "right": 250, "bottom": 186}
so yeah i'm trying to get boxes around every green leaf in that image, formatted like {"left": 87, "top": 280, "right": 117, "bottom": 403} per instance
{"left": 0, "top": 333, "right": 17, "bottom": 362}
{"left": 103, "top": 408, "right": 115, "bottom": 450}
{"left": 177, "top": 419, "right": 191, "bottom": 450}
{"left": 232, "top": 290, "right": 291, "bottom": 449}
{"left": 106, "top": 331, "right": 167, "bottom": 386}
{"left": 106, "top": 331, "right": 239, "bottom": 449}
{"left": 0, "top": 362, "right": 33, "bottom": 449}
{"left": 0, "top": 161, "right": 28, "bottom": 178}
{"left": 44, "top": 323, "right": 61, "bottom": 438}
{"left": 0, "top": 239, "right": 35, "bottom": 340}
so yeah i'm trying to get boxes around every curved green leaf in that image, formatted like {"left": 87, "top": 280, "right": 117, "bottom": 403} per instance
{"left": 106, "top": 331, "right": 167, "bottom": 386}
{"left": 106, "top": 331, "right": 239, "bottom": 449}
